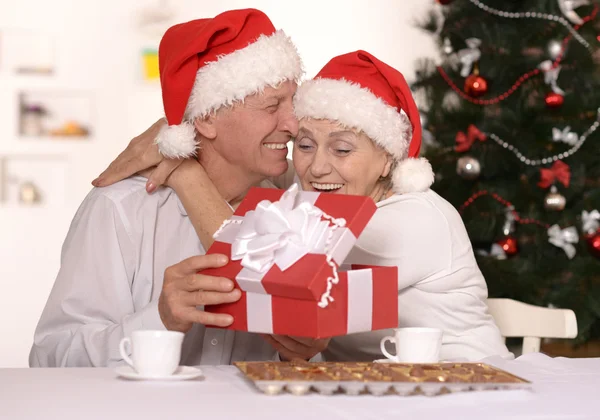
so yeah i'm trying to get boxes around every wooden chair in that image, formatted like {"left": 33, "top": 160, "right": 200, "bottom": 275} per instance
{"left": 487, "top": 298, "right": 578, "bottom": 354}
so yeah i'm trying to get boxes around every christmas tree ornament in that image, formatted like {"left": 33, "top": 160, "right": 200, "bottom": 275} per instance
{"left": 538, "top": 160, "right": 571, "bottom": 189}
{"left": 502, "top": 207, "right": 517, "bottom": 236}
{"left": 487, "top": 108, "right": 600, "bottom": 166}
{"left": 442, "top": 91, "right": 462, "bottom": 111}
{"left": 442, "top": 37, "right": 454, "bottom": 55}
{"left": 547, "top": 39, "right": 564, "bottom": 60}
{"left": 477, "top": 243, "right": 507, "bottom": 259}
{"left": 456, "top": 156, "right": 481, "bottom": 180}
{"left": 539, "top": 60, "right": 566, "bottom": 108}
{"left": 469, "top": 0, "right": 592, "bottom": 52}
{"left": 582, "top": 210, "right": 600, "bottom": 234}
{"left": 544, "top": 186, "right": 567, "bottom": 211}
{"left": 455, "top": 124, "right": 487, "bottom": 152}
{"left": 545, "top": 91, "right": 565, "bottom": 108}
{"left": 497, "top": 236, "right": 518, "bottom": 256}
{"left": 464, "top": 73, "right": 488, "bottom": 97}
{"left": 492, "top": 207, "right": 518, "bottom": 257}
{"left": 557, "top": 0, "right": 591, "bottom": 25}
{"left": 458, "top": 38, "right": 481, "bottom": 77}
{"left": 552, "top": 126, "right": 579, "bottom": 145}
{"left": 587, "top": 231, "right": 600, "bottom": 259}
{"left": 548, "top": 224, "right": 579, "bottom": 259}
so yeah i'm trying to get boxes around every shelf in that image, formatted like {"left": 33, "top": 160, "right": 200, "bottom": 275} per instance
{"left": 0, "top": 154, "right": 68, "bottom": 207}
{"left": 17, "top": 89, "right": 94, "bottom": 139}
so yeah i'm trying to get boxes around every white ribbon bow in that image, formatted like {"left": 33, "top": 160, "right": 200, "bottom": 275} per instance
{"left": 582, "top": 210, "right": 600, "bottom": 234}
{"left": 214, "top": 183, "right": 347, "bottom": 308}
{"left": 552, "top": 126, "right": 579, "bottom": 146}
{"left": 457, "top": 38, "right": 482, "bottom": 77}
{"left": 539, "top": 60, "right": 565, "bottom": 95}
{"left": 548, "top": 224, "right": 579, "bottom": 259}
{"left": 477, "top": 243, "right": 507, "bottom": 260}
{"left": 558, "top": 0, "right": 590, "bottom": 25}
{"left": 229, "top": 183, "right": 345, "bottom": 274}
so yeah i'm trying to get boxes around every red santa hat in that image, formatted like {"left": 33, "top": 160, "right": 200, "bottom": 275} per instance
{"left": 293, "top": 50, "right": 434, "bottom": 194}
{"left": 156, "top": 8, "right": 303, "bottom": 158}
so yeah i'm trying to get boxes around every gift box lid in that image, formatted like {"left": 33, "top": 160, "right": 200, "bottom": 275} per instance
{"left": 205, "top": 184, "right": 377, "bottom": 302}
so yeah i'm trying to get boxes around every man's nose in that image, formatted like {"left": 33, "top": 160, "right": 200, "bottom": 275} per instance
{"left": 279, "top": 108, "right": 299, "bottom": 137}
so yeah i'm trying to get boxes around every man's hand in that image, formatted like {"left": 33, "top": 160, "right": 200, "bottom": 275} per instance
{"left": 262, "top": 334, "right": 330, "bottom": 361}
{"left": 158, "top": 254, "right": 241, "bottom": 333}
{"left": 92, "top": 118, "right": 183, "bottom": 192}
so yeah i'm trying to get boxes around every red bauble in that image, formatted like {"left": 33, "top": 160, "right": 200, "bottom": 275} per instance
{"left": 586, "top": 231, "right": 600, "bottom": 259}
{"left": 545, "top": 91, "right": 564, "bottom": 108}
{"left": 464, "top": 74, "right": 488, "bottom": 97}
{"left": 497, "top": 236, "right": 518, "bottom": 256}
{"left": 436, "top": 0, "right": 454, "bottom": 4}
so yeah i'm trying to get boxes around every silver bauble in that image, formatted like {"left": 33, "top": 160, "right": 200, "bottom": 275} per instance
{"left": 544, "top": 186, "right": 566, "bottom": 211}
{"left": 456, "top": 156, "right": 481, "bottom": 180}
{"left": 547, "top": 39, "right": 563, "bottom": 60}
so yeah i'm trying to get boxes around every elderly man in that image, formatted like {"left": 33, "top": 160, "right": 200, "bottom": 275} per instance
{"left": 30, "top": 8, "right": 327, "bottom": 367}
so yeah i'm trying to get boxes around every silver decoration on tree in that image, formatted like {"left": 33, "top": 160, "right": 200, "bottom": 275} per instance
{"left": 547, "top": 39, "right": 563, "bottom": 60}
{"left": 552, "top": 126, "right": 579, "bottom": 146}
{"left": 582, "top": 210, "right": 600, "bottom": 234}
{"left": 487, "top": 108, "right": 600, "bottom": 166}
{"left": 443, "top": 37, "right": 454, "bottom": 55}
{"left": 442, "top": 91, "right": 462, "bottom": 111}
{"left": 456, "top": 156, "right": 481, "bottom": 180}
{"left": 457, "top": 38, "right": 482, "bottom": 77}
{"left": 548, "top": 225, "right": 579, "bottom": 259}
{"left": 544, "top": 186, "right": 567, "bottom": 211}
{"left": 557, "top": 0, "right": 591, "bottom": 25}
{"left": 468, "top": 0, "right": 592, "bottom": 53}
{"left": 539, "top": 60, "right": 565, "bottom": 95}
{"left": 502, "top": 206, "right": 517, "bottom": 235}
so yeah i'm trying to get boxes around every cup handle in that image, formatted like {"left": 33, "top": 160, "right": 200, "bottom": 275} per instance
{"left": 119, "top": 337, "right": 135, "bottom": 369}
{"left": 380, "top": 336, "right": 397, "bottom": 361}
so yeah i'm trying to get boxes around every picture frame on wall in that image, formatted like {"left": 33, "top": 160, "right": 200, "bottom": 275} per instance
{"left": 18, "top": 90, "right": 93, "bottom": 139}
{"left": 0, "top": 155, "right": 67, "bottom": 207}
{"left": 0, "top": 28, "right": 55, "bottom": 75}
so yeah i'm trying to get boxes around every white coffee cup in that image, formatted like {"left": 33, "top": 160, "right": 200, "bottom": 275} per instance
{"left": 380, "top": 327, "right": 443, "bottom": 363}
{"left": 119, "top": 330, "right": 184, "bottom": 377}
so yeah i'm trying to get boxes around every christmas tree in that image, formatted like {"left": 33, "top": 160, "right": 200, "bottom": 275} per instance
{"left": 412, "top": 0, "right": 600, "bottom": 344}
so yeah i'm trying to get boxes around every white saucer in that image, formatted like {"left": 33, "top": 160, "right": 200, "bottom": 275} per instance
{"left": 374, "top": 359, "right": 462, "bottom": 364}
{"left": 115, "top": 365, "right": 203, "bottom": 381}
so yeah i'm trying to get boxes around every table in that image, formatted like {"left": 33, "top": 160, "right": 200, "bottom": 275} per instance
{"left": 3, "top": 353, "right": 599, "bottom": 420}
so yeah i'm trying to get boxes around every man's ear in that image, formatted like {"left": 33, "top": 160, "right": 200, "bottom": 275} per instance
{"left": 193, "top": 115, "right": 217, "bottom": 140}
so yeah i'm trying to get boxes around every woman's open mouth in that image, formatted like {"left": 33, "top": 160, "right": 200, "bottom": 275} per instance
{"left": 310, "top": 182, "right": 344, "bottom": 193}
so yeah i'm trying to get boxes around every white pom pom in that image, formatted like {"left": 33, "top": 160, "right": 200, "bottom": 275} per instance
{"left": 392, "top": 157, "right": 435, "bottom": 194}
{"left": 155, "top": 122, "right": 198, "bottom": 159}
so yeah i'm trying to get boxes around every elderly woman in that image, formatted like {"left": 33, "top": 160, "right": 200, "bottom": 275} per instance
{"left": 94, "top": 51, "right": 512, "bottom": 362}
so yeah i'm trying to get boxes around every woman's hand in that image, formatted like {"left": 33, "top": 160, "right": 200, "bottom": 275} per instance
{"left": 92, "top": 118, "right": 184, "bottom": 193}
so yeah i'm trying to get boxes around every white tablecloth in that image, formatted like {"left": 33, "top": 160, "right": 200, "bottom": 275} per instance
{"left": 2, "top": 353, "right": 599, "bottom": 420}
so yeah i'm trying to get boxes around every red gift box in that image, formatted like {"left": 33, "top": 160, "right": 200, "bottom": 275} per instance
{"left": 208, "top": 266, "right": 398, "bottom": 338}
{"left": 202, "top": 184, "right": 398, "bottom": 337}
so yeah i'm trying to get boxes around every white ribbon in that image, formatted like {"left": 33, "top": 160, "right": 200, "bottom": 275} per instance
{"left": 539, "top": 60, "right": 565, "bottom": 95}
{"left": 558, "top": 0, "right": 590, "bottom": 25}
{"left": 548, "top": 224, "right": 579, "bottom": 259}
{"left": 213, "top": 183, "right": 347, "bottom": 308}
{"left": 477, "top": 243, "right": 507, "bottom": 260}
{"left": 346, "top": 269, "right": 374, "bottom": 334}
{"left": 582, "top": 210, "right": 600, "bottom": 234}
{"left": 552, "top": 126, "right": 579, "bottom": 146}
{"left": 457, "top": 38, "right": 482, "bottom": 77}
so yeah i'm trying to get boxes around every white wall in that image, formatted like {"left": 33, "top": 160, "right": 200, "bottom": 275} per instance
{"left": 0, "top": 0, "right": 438, "bottom": 367}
